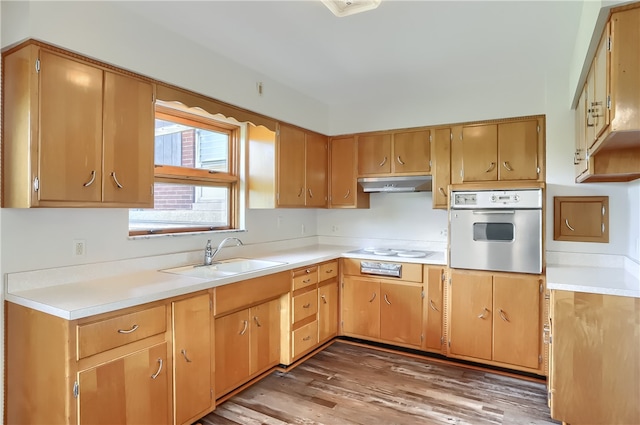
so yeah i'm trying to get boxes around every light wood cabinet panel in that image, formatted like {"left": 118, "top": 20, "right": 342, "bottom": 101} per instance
{"left": 329, "top": 136, "right": 369, "bottom": 208}
{"left": 424, "top": 267, "right": 444, "bottom": 352}
{"left": 292, "top": 289, "right": 318, "bottom": 324}
{"left": 553, "top": 196, "right": 609, "bottom": 242}
{"left": 461, "top": 124, "right": 498, "bottom": 182}
{"left": 250, "top": 298, "right": 281, "bottom": 375}
{"left": 277, "top": 123, "right": 306, "bottom": 207}
{"left": 449, "top": 271, "right": 493, "bottom": 360}
{"left": 498, "top": 120, "right": 539, "bottom": 180}
{"left": 575, "top": 85, "right": 589, "bottom": 176}
{"left": 358, "top": 133, "right": 392, "bottom": 175}
{"left": 292, "top": 321, "right": 319, "bottom": 358}
{"left": 78, "top": 343, "right": 170, "bottom": 425}
{"left": 379, "top": 282, "right": 422, "bottom": 346}
{"left": 305, "top": 131, "right": 328, "bottom": 207}
{"left": 550, "top": 291, "right": 640, "bottom": 425}
{"left": 215, "top": 308, "right": 250, "bottom": 396}
{"left": 392, "top": 130, "right": 431, "bottom": 174}
{"left": 492, "top": 275, "right": 540, "bottom": 369}
{"left": 431, "top": 128, "right": 451, "bottom": 209}
{"left": 318, "top": 281, "right": 339, "bottom": 343}
{"left": 592, "top": 22, "right": 610, "bottom": 141}
{"left": 173, "top": 293, "right": 213, "bottom": 425}
{"left": 341, "top": 276, "right": 380, "bottom": 339}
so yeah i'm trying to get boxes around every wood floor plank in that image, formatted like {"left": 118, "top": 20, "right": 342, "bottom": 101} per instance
{"left": 199, "top": 341, "right": 558, "bottom": 425}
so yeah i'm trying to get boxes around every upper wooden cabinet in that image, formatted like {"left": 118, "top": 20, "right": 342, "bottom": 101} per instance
{"left": 431, "top": 128, "right": 452, "bottom": 209}
{"left": 452, "top": 117, "right": 543, "bottom": 183}
{"left": 248, "top": 123, "right": 328, "bottom": 208}
{"left": 575, "top": 5, "right": 640, "bottom": 182}
{"left": 2, "top": 41, "right": 155, "bottom": 208}
{"left": 553, "top": 196, "right": 609, "bottom": 243}
{"left": 329, "top": 136, "right": 370, "bottom": 209}
{"left": 357, "top": 129, "right": 431, "bottom": 176}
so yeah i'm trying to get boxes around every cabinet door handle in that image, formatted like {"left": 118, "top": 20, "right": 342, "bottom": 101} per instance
{"left": 325, "top": 269, "right": 334, "bottom": 274}
{"left": 151, "top": 358, "right": 163, "bottom": 379}
{"left": 297, "top": 187, "right": 304, "bottom": 198}
{"left": 396, "top": 156, "right": 405, "bottom": 165}
{"left": 239, "top": 320, "right": 248, "bottom": 335}
{"left": 308, "top": 188, "right": 313, "bottom": 198}
{"left": 303, "top": 278, "right": 311, "bottom": 284}
{"left": 343, "top": 189, "right": 351, "bottom": 199}
{"left": 477, "top": 307, "right": 489, "bottom": 319}
{"left": 110, "top": 171, "right": 124, "bottom": 189}
{"left": 302, "top": 336, "right": 312, "bottom": 341}
{"left": 303, "top": 303, "right": 311, "bottom": 309}
{"left": 253, "top": 316, "right": 262, "bottom": 327}
{"left": 180, "top": 349, "right": 192, "bottom": 363}
{"left": 117, "top": 324, "right": 139, "bottom": 334}
{"left": 379, "top": 156, "right": 387, "bottom": 167}
{"left": 429, "top": 299, "right": 439, "bottom": 312}
{"left": 502, "top": 161, "right": 513, "bottom": 171}
{"left": 321, "top": 294, "right": 327, "bottom": 304}
{"left": 498, "top": 309, "right": 510, "bottom": 322}
{"left": 82, "top": 170, "right": 96, "bottom": 187}
{"left": 565, "top": 219, "right": 575, "bottom": 231}
{"left": 384, "top": 294, "right": 391, "bottom": 305}
{"left": 368, "top": 293, "right": 377, "bottom": 303}
{"left": 484, "top": 162, "right": 496, "bottom": 173}
{"left": 438, "top": 187, "right": 447, "bottom": 198}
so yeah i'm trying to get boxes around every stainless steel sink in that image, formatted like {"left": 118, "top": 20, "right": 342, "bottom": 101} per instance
{"left": 160, "top": 258, "right": 286, "bottom": 279}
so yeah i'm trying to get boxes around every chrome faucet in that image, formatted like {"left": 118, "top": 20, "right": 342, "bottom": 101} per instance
{"left": 204, "top": 237, "right": 244, "bottom": 265}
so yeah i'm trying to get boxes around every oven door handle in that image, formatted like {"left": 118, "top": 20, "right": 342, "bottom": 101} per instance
{"left": 472, "top": 210, "right": 516, "bottom": 215}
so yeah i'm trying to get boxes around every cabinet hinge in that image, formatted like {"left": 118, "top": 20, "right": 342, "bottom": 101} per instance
{"left": 276, "top": 129, "right": 280, "bottom": 137}
{"left": 607, "top": 36, "right": 611, "bottom": 52}
{"left": 73, "top": 381, "right": 79, "bottom": 398}
{"left": 429, "top": 134, "right": 432, "bottom": 142}
{"left": 209, "top": 299, "right": 213, "bottom": 311}
{"left": 429, "top": 160, "right": 432, "bottom": 169}
{"left": 460, "top": 169, "right": 463, "bottom": 178}
{"left": 421, "top": 334, "right": 424, "bottom": 342}
{"left": 35, "top": 58, "right": 40, "bottom": 73}
{"left": 539, "top": 283, "right": 543, "bottom": 293}
{"left": 421, "top": 290, "right": 425, "bottom": 299}
{"left": 537, "top": 125, "right": 540, "bottom": 133}
{"left": 450, "top": 132, "right": 453, "bottom": 141}
{"left": 539, "top": 355, "right": 543, "bottom": 364}
{"left": 448, "top": 277, "right": 452, "bottom": 286}
{"left": 440, "top": 336, "right": 444, "bottom": 346}
{"left": 448, "top": 340, "right": 451, "bottom": 347}
{"left": 33, "top": 176, "right": 39, "bottom": 192}
{"left": 150, "top": 184, "right": 154, "bottom": 196}
{"left": 607, "top": 95, "right": 611, "bottom": 110}
{"left": 211, "top": 388, "right": 214, "bottom": 399}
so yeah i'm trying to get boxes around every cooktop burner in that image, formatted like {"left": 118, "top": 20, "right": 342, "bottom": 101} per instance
{"left": 350, "top": 248, "right": 435, "bottom": 258}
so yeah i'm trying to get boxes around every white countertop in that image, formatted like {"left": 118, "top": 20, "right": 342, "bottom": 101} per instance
{"left": 5, "top": 244, "right": 446, "bottom": 320}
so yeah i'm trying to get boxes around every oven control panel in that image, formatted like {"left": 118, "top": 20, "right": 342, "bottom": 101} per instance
{"left": 451, "top": 189, "right": 542, "bottom": 209}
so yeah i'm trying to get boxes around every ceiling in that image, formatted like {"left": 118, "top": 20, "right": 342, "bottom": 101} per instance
{"left": 121, "top": 1, "right": 586, "bottom": 108}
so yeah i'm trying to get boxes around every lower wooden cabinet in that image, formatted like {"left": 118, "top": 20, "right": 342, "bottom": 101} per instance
{"left": 78, "top": 343, "right": 171, "bottom": 425}
{"left": 423, "top": 266, "right": 445, "bottom": 353}
{"left": 172, "top": 293, "right": 214, "bottom": 425}
{"left": 215, "top": 298, "right": 281, "bottom": 398}
{"left": 318, "top": 280, "right": 339, "bottom": 343}
{"left": 448, "top": 270, "right": 542, "bottom": 372}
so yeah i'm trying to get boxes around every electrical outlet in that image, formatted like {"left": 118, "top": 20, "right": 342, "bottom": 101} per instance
{"left": 332, "top": 225, "right": 339, "bottom": 233}
{"left": 73, "top": 239, "right": 86, "bottom": 257}
{"left": 301, "top": 224, "right": 306, "bottom": 235}
{"left": 440, "top": 228, "right": 448, "bottom": 237}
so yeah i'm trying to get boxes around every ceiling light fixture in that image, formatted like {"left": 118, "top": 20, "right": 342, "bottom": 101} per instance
{"left": 321, "top": 0, "right": 381, "bottom": 17}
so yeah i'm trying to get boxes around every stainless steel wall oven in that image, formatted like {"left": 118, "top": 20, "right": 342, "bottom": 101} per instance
{"left": 449, "top": 189, "right": 542, "bottom": 274}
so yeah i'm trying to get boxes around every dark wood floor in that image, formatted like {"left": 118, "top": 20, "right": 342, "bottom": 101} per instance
{"left": 199, "top": 341, "right": 559, "bottom": 425}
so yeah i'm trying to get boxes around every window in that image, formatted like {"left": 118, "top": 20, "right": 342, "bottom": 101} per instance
{"left": 129, "top": 103, "right": 240, "bottom": 236}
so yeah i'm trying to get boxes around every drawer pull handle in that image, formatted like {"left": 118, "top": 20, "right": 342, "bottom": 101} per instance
{"left": 180, "top": 349, "right": 192, "bottom": 363}
{"left": 502, "top": 161, "right": 513, "bottom": 172}
{"left": 297, "top": 187, "right": 304, "bottom": 198}
{"left": 368, "top": 293, "right": 377, "bottom": 303}
{"left": 117, "top": 324, "right": 139, "bottom": 334}
{"left": 151, "top": 358, "right": 163, "bottom": 379}
{"left": 325, "top": 269, "right": 334, "bottom": 274}
{"left": 305, "top": 269, "right": 312, "bottom": 274}
{"left": 254, "top": 316, "right": 262, "bottom": 327}
{"left": 485, "top": 162, "right": 496, "bottom": 173}
{"left": 396, "top": 156, "right": 405, "bottom": 165}
{"left": 302, "top": 336, "right": 312, "bottom": 341}
{"left": 303, "top": 303, "right": 311, "bottom": 309}
{"left": 379, "top": 156, "right": 387, "bottom": 167}
{"left": 384, "top": 294, "right": 391, "bottom": 305}
{"left": 308, "top": 188, "right": 314, "bottom": 198}
{"left": 303, "top": 278, "right": 311, "bottom": 283}
{"left": 321, "top": 294, "right": 327, "bottom": 304}
{"left": 477, "top": 308, "right": 489, "bottom": 319}
{"left": 110, "top": 171, "right": 124, "bottom": 188}
{"left": 239, "top": 320, "right": 248, "bottom": 336}
{"left": 343, "top": 189, "right": 351, "bottom": 199}
{"left": 429, "top": 299, "right": 439, "bottom": 312}
{"left": 82, "top": 170, "right": 96, "bottom": 187}
{"left": 499, "top": 309, "right": 510, "bottom": 322}
{"left": 565, "top": 219, "right": 575, "bottom": 231}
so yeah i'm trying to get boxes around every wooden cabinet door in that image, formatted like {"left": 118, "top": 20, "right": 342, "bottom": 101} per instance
{"left": 39, "top": 50, "right": 103, "bottom": 203}
{"left": 497, "top": 120, "right": 539, "bottom": 181}
{"left": 424, "top": 267, "right": 444, "bottom": 351}
{"left": 357, "top": 134, "right": 391, "bottom": 175}
{"left": 103, "top": 71, "right": 154, "bottom": 207}
{"left": 461, "top": 124, "right": 497, "bottom": 182}
{"left": 305, "top": 131, "right": 328, "bottom": 207}
{"left": 392, "top": 130, "right": 430, "bottom": 174}
{"left": 318, "top": 281, "right": 339, "bottom": 342}
{"left": 250, "top": 298, "right": 281, "bottom": 376}
{"left": 330, "top": 136, "right": 368, "bottom": 208}
{"left": 341, "top": 276, "right": 380, "bottom": 338}
{"left": 215, "top": 309, "right": 250, "bottom": 396}
{"left": 173, "top": 294, "right": 212, "bottom": 425}
{"left": 493, "top": 275, "right": 541, "bottom": 369}
{"left": 575, "top": 85, "right": 589, "bottom": 177}
{"left": 431, "top": 128, "right": 451, "bottom": 209}
{"left": 380, "top": 282, "right": 423, "bottom": 347}
{"left": 592, "top": 22, "right": 610, "bottom": 140}
{"left": 449, "top": 271, "right": 492, "bottom": 360}
{"left": 78, "top": 343, "right": 170, "bottom": 425}
{"left": 554, "top": 196, "right": 609, "bottom": 242}
{"left": 277, "top": 123, "right": 306, "bottom": 206}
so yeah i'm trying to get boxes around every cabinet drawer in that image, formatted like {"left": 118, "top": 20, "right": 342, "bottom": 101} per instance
{"left": 292, "top": 320, "right": 318, "bottom": 358}
{"left": 292, "top": 266, "right": 318, "bottom": 291}
{"left": 215, "top": 271, "right": 290, "bottom": 316}
{"left": 77, "top": 305, "right": 166, "bottom": 359}
{"left": 341, "top": 258, "right": 423, "bottom": 283}
{"left": 319, "top": 261, "right": 338, "bottom": 282}
{"left": 292, "top": 289, "right": 318, "bottom": 324}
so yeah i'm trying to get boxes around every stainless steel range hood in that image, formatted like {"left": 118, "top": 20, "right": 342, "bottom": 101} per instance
{"left": 357, "top": 176, "right": 432, "bottom": 193}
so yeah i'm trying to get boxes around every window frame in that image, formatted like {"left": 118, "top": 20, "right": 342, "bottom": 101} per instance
{"left": 128, "top": 104, "right": 240, "bottom": 236}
